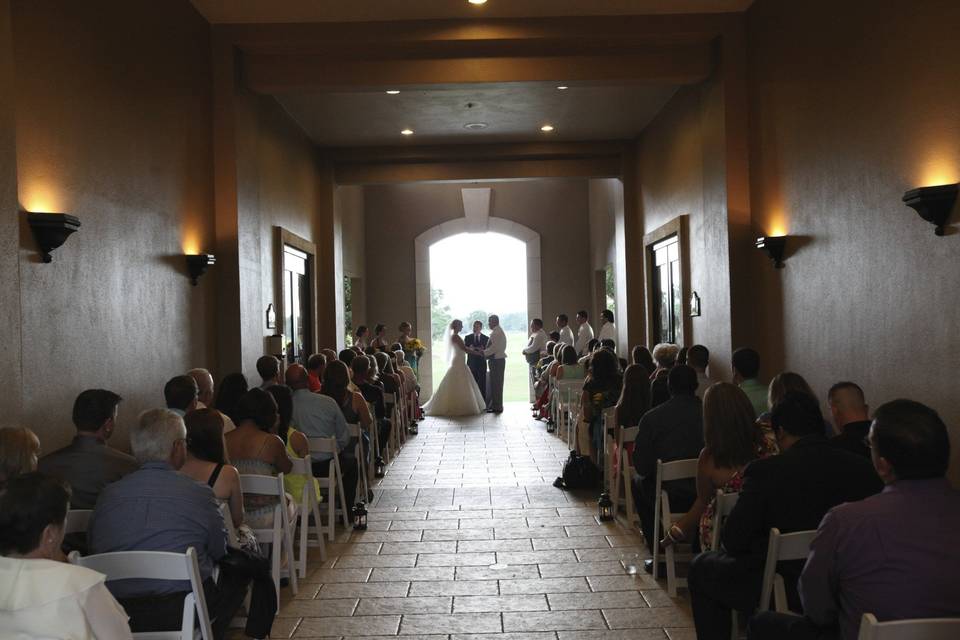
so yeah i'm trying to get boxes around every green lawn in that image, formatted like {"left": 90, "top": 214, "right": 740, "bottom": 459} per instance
{"left": 430, "top": 330, "right": 531, "bottom": 402}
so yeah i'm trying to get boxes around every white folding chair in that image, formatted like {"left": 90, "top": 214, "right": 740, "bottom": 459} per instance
{"left": 65, "top": 509, "right": 93, "bottom": 535}
{"left": 288, "top": 455, "right": 327, "bottom": 579}
{"left": 613, "top": 426, "right": 639, "bottom": 515}
{"left": 384, "top": 392, "right": 398, "bottom": 461}
{"left": 69, "top": 547, "right": 213, "bottom": 640}
{"left": 709, "top": 490, "right": 741, "bottom": 551}
{"left": 556, "top": 378, "right": 584, "bottom": 449}
{"left": 758, "top": 527, "right": 818, "bottom": 613}
{"left": 601, "top": 407, "right": 617, "bottom": 492}
{"left": 857, "top": 613, "right": 960, "bottom": 640}
{"left": 217, "top": 503, "right": 239, "bottom": 548}
{"left": 307, "top": 436, "right": 350, "bottom": 533}
{"left": 348, "top": 422, "right": 369, "bottom": 503}
{"left": 653, "top": 457, "right": 699, "bottom": 596}
{"left": 239, "top": 473, "right": 299, "bottom": 607}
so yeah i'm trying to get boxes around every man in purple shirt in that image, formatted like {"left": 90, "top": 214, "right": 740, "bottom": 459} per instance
{"left": 749, "top": 399, "right": 960, "bottom": 639}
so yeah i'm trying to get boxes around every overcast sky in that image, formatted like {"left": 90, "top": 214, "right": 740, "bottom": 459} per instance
{"left": 429, "top": 232, "right": 527, "bottom": 319}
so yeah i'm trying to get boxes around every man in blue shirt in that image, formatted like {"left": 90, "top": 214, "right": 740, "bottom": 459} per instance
{"left": 90, "top": 409, "right": 246, "bottom": 639}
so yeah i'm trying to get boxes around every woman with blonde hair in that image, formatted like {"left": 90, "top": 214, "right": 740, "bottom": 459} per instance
{"left": 0, "top": 426, "right": 41, "bottom": 490}
{"left": 660, "top": 382, "right": 775, "bottom": 551}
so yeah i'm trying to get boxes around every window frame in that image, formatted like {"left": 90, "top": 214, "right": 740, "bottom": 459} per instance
{"left": 643, "top": 215, "right": 692, "bottom": 348}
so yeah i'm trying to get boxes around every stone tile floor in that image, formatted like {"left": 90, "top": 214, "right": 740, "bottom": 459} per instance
{"left": 248, "top": 403, "right": 693, "bottom": 639}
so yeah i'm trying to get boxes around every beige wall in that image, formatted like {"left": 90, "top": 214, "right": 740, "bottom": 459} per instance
{"left": 363, "top": 179, "right": 592, "bottom": 341}
{"left": 588, "top": 178, "right": 629, "bottom": 349}
{"left": 0, "top": 0, "right": 22, "bottom": 422}
{"left": 10, "top": 0, "right": 214, "bottom": 450}
{"left": 636, "top": 80, "right": 735, "bottom": 381}
{"left": 746, "top": 0, "right": 960, "bottom": 481}
{"left": 335, "top": 185, "right": 366, "bottom": 348}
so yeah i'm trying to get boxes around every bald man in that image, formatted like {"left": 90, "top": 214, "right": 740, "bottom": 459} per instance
{"left": 187, "top": 367, "right": 236, "bottom": 433}
{"left": 828, "top": 381, "right": 872, "bottom": 458}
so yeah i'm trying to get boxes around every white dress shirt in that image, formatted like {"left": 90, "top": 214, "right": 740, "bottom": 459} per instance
{"left": 558, "top": 325, "right": 575, "bottom": 347}
{"left": 523, "top": 328, "right": 549, "bottom": 356}
{"left": 483, "top": 326, "right": 507, "bottom": 359}
{"left": 575, "top": 321, "right": 595, "bottom": 355}
{"left": 0, "top": 557, "right": 133, "bottom": 640}
{"left": 598, "top": 321, "right": 617, "bottom": 347}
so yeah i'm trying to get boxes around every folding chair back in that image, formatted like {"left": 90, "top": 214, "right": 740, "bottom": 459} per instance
{"left": 758, "top": 527, "right": 817, "bottom": 613}
{"left": 70, "top": 547, "right": 213, "bottom": 640}
{"left": 653, "top": 457, "right": 699, "bottom": 596}
{"left": 238, "top": 473, "right": 299, "bottom": 606}
{"left": 65, "top": 509, "right": 92, "bottom": 535}
{"left": 288, "top": 454, "right": 327, "bottom": 578}
{"left": 857, "top": 613, "right": 960, "bottom": 640}
{"left": 709, "top": 490, "right": 741, "bottom": 551}
{"left": 556, "top": 378, "right": 584, "bottom": 449}
{"left": 618, "top": 427, "right": 639, "bottom": 522}
{"left": 601, "top": 407, "right": 617, "bottom": 491}
{"left": 347, "top": 422, "right": 369, "bottom": 503}
{"left": 307, "top": 436, "right": 350, "bottom": 533}
{"left": 217, "top": 503, "right": 239, "bottom": 548}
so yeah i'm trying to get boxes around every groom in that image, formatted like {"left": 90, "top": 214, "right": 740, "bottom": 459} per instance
{"left": 483, "top": 315, "right": 507, "bottom": 414}
{"left": 464, "top": 320, "right": 489, "bottom": 402}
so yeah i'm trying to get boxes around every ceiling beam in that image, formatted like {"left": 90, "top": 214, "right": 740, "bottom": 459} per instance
{"left": 334, "top": 156, "right": 622, "bottom": 185}
{"left": 329, "top": 140, "right": 626, "bottom": 164}
{"left": 246, "top": 45, "right": 713, "bottom": 92}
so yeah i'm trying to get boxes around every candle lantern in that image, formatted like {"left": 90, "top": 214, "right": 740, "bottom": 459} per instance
{"left": 352, "top": 502, "right": 368, "bottom": 530}
{"left": 375, "top": 456, "right": 386, "bottom": 478}
{"left": 598, "top": 491, "right": 615, "bottom": 522}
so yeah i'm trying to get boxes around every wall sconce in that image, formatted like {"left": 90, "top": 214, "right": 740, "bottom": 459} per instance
{"left": 185, "top": 253, "right": 215, "bottom": 285}
{"left": 756, "top": 236, "right": 787, "bottom": 268}
{"left": 902, "top": 183, "right": 958, "bottom": 236}
{"left": 26, "top": 212, "right": 81, "bottom": 263}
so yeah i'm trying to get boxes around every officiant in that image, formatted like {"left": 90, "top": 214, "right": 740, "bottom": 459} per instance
{"left": 464, "top": 320, "right": 489, "bottom": 401}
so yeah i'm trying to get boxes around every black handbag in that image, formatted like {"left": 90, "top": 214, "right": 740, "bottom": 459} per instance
{"left": 558, "top": 450, "right": 601, "bottom": 490}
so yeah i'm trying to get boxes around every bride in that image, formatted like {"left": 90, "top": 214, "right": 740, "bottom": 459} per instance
{"left": 424, "top": 319, "right": 487, "bottom": 417}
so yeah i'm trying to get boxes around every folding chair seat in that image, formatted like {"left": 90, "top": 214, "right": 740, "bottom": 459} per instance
{"left": 288, "top": 454, "right": 327, "bottom": 579}
{"left": 857, "top": 613, "right": 960, "bottom": 640}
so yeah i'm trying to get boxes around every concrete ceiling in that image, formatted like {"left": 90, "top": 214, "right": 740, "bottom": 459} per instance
{"left": 191, "top": 0, "right": 753, "bottom": 24}
{"left": 276, "top": 82, "right": 678, "bottom": 147}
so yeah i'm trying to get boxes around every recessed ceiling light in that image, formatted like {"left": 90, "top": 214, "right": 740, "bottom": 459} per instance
{"left": 468, "top": 0, "right": 487, "bottom": 4}
{"left": 557, "top": 86, "right": 569, "bottom": 90}
{"left": 385, "top": 90, "right": 400, "bottom": 95}
{"left": 464, "top": 122, "right": 488, "bottom": 130}
{"left": 540, "top": 124, "right": 555, "bottom": 132}
{"left": 401, "top": 128, "right": 414, "bottom": 136}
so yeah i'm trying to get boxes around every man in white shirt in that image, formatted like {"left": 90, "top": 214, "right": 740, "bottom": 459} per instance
{"left": 556, "top": 314, "right": 575, "bottom": 347}
{"left": 598, "top": 309, "right": 617, "bottom": 349}
{"left": 522, "top": 318, "right": 549, "bottom": 392}
{"left": 483, "top": 315, "right": 508, "bottom": 414}
{"left": 574, "top": 309, "right": 595, "bottom": 356}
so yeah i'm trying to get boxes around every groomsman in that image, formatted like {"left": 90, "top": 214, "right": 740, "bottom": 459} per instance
{"left": 556, "top": 314, "right": 575, "bottom": 347}
{"left": 464, "top": 321, "right": 489, "bottom": 401}
{"left": 574, "top": 310, "right": 595, "bottom": 356}
{"left": 522, "top": 319, "right": 549, "bottom": 391}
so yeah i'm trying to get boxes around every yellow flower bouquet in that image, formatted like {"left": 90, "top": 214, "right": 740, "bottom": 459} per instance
{"left": 404, "top": 338, "right": 426, "bottom": 360}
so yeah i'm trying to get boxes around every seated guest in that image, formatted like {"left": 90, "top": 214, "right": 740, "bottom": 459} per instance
{"left": 287, "top": 363, "right": 357, "bottom": 506}
{"left": 649, "top": 343, "right": 679, "bottom": 408}
{"left": 38, "top": 390, "right": 137, "bottom": 509}
{"left": 612, "top": 364, "right": 652, "bottom": 479}
{"left": 749, "top": 400, "right": 960, "bottom": 640}
{"left": 687, "top": 392, "right": 882, "bottom": 640}
{"left": 631, "top": 345, "right": 656, "bottom": 378}
{"left": 306, "top": 353, "right": 326, "bottom": 392}
{"left": 759, "top": 371, "right": 830, "bottom": 441}
{"left": 189, "top": 368, "right": 236, "bottom": 432}
{"left": 373, "top": 352, "right": 401, "bottom": 399}
{"left": 395, "top": 349, "right": 418, "bottom": 394}
{"left": 266, "top": 384, "right": 321, "bottom": 506}
{"left": 579, "top": 349, "right": 623, "bottom": 461}
{"left": 632, "top": 365, "right": 703, "bottom": 553}
{"left": 225, "top": 389, "right": 292, "bottom": 529}
{"left": 659, "top": 383, "right": 772, "bottom": 552}
{"left": 687, "top": 345, "right": 713, "bottom": 398}
{"left": 179, "top": 409, "right": 244, "bottom": 530}
{"left": 827, "top": 381, "right": 872, "bottom": 458}
{"left": 321, "top": 348, "right": 339, "bottom": 364}
{"left": 733, "top": 347, "right": 767, "bottom": 416}
{"left": 0, "top": 473, "right": 133, "bottom": 639}
{"left": 90, "top": 409, "right": 250, "bottom": 639}
{"left": 0, "top": 426, "right": 41, "bottom": 490}
{"left": 352, "top": 356, "right": 391, "bottom": 458}
{"left": 256, "top": 355, "right": 281, "bottom": 389}
{"left": 214, "top": 372, "right": 248, "bottom": 425}
{"left": 577, "top": 338, "right": 601, "bottom": 365}
{"left": 556, "top": 344, "right": 586, "bottom": 379}
{"left": 164, "top": 374, "right": 199, "bottom": 416}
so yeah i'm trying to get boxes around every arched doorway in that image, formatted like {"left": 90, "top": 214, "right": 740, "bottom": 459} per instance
{"left": 414, "top": 217, "right": 542, "bottom": 400}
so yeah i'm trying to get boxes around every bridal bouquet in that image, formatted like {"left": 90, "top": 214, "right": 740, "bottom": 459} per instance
{"left": 404, "top": 338, "right": 426, "bottom": 360}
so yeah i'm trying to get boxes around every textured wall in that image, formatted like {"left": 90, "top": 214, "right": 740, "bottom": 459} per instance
{"left": 12, "top": 0, "right": 214, "bottom": 451}
{"left": 746, "top": 0, "right": 960, "bottom": 481}
{"left": 363, "top": 179, "right": 592, "bottom": 343}
{"left": 0, "top": 0, "right": 21, "bottom": 422}
{"left": 335, "top": 185, "right": 366, "bottom": 347}
{"left": 588, "top": 178, "right": 629, "bottom": 348}
{"left": 637, "top": 81, "right": 735, "bottom": 381}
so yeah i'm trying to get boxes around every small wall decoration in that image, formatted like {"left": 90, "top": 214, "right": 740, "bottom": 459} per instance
{"left": 266, "top": 303, "right": 276, "bottom": 330}
{"left": 689, "top": 291, "right": 701, "bottom": 317}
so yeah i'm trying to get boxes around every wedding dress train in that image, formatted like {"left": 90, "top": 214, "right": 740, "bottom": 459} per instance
{"left": 424, "top": 337, "right": 486, "bottom": 417}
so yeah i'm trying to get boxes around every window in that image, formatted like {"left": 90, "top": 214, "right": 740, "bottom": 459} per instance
{"left": 282, "top": 244, "right": 311, "bottom": 364}
{"left": 644, "top": 216, "right": 689, "bottom": 348}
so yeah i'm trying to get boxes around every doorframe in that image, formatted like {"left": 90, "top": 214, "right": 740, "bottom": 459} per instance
{"left": 273, "top": 226, "right": 318, "bottom": 359}
{"left": 643, "top": 215, "right": 691, "bottom": 348}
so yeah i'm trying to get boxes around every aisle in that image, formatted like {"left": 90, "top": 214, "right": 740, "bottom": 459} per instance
{"left": 273, "top": 403, "right": 694, "bottom": 639}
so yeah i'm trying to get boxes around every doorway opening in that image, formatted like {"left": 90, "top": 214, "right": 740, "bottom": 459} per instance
{"left": 428, "top": 232, "right": 529, "bottom": 402}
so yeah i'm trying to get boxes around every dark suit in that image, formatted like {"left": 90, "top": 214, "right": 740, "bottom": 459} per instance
{"left": 830, "top": 419, "right": 872, "bottom": 458}
{"left": 38, "top": 435, "right": 139, "bottom": 509}
{"left": 464, "top": 332, "right": 489, "bottom": 401}
{"left": 688, "top": 436, "right": 882, "bottom": 640}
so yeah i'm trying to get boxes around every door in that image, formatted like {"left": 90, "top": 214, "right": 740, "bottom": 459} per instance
{"left": 650, "top": 235, "right": 682, "bottom": 345}
{"left": 282, "top": 244, "right": 311, "bottom": 364}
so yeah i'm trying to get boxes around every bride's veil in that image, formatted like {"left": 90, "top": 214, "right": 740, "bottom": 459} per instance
{"left": 442, "top": 321, "right": 458, "bottom": 367}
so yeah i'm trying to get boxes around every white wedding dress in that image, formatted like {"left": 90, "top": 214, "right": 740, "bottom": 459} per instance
{"left": 424, "top": 333, "right": 487, "bottom": 417}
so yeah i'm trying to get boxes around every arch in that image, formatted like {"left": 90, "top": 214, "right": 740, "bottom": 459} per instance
{"left": 413, "top": 217, "right": 542, "bottom": 400}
